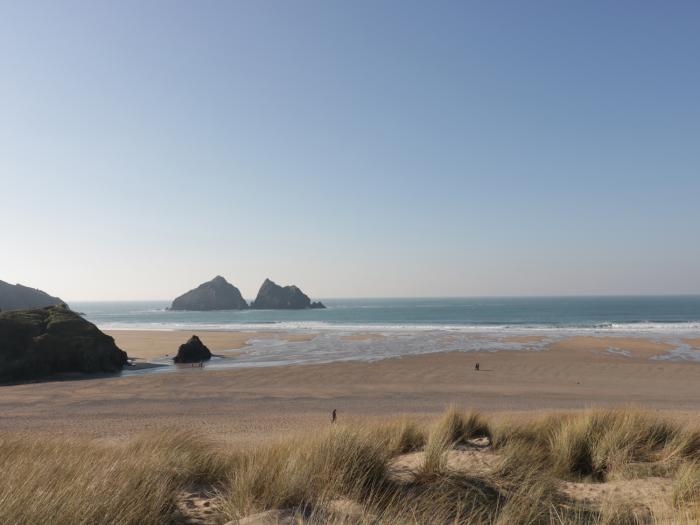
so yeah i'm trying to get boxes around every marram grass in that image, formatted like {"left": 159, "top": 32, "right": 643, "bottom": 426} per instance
{"left": 1, "top": 408, "right": 700, "bottom": 524}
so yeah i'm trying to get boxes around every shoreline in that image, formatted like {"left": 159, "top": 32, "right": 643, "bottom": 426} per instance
{"left": 99, "top": 323, "right": 700, "bottom": 335}
{"left": 105, "top": 328, "right": 700, "bottom": 369}
{"left": 2, "top": 332, "right": 700, "bottom": 442}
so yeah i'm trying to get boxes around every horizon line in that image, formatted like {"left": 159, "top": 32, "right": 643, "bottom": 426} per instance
{"left": 66, "top": 293, "right": 700, "bottom": 302}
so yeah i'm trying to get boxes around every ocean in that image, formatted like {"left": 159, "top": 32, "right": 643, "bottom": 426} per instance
{"left": 75, "top": 296, "right": 700, "bottom": 333}
{"left": 73, "top": 296, "right": 700, "bottom": 370}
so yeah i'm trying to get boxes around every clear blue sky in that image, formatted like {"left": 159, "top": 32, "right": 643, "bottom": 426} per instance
{"left": 1, "top": 1, "right": 699, "bottom": 300}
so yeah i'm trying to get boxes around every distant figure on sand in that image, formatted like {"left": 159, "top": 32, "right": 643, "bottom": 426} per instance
{"left": 331, "top": 409, "right": 337, "bottom": 424}
{"left": 475, "top": 363, "right": 480, "bottom": 371}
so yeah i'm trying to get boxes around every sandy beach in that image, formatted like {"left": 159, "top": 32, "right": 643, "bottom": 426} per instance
{"left": 1, "top": 330, "right": 699, "bottom": 443}
{"left": 109, "top": 330, "right": 318, "bottom": 361}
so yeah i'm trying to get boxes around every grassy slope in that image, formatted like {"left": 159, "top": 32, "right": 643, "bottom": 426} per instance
{"left": 1, "top": 408, "right": 700, "bottom": 524}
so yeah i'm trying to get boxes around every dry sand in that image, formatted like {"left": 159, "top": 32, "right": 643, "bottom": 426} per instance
{"left": 4, "top": 329, "right": 697, "bottom": 524}
{"left": 1, "top": 331, "right": 700, "bottom": 443}
{"left": 389, "top": 444, "right": 677, "bottom": 521}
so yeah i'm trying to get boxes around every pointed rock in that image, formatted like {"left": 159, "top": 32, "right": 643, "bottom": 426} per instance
{"left": 251, "top": 278, "right": 325, "bottom": 310}
{"left": 170, "top": 276, "right": 248, "bottom": 311}
{"left": 173, "top": 335, "right": 212, "bottom": 363}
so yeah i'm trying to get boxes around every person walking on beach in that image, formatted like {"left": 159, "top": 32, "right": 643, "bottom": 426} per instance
{"left": 331, "top": 409, "right": 337, "bottom": 424}
{"left": 474, "top": 362, "right": 480, "bottom": 372}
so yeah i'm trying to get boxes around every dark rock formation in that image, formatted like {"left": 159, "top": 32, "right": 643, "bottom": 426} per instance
{"left": 173, "top": 335, "right": 212, "bottom": 363}
{"left": 0, "top": 305, "right": 128, "bottom": 382}
{"left": 170, "top": 276, "right": 248, "bottom": 311}
{"left": 0, "top": 279, "right": 66, "bottom": 311}
{"left": 251, "top": 278, "right": 326, "bottom": 310}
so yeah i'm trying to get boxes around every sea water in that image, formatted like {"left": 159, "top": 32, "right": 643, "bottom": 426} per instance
{"left": 72, "top": 296, "right": 700, "bottom": 370}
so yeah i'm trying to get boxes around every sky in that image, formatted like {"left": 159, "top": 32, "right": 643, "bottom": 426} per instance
{"left": 1, "top": 1, "right": 699, "bottom": 300}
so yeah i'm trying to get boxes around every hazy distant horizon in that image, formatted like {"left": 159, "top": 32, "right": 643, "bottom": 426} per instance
{"left": 71, "top": 296, "right": 700, "bottom": 345}
{"left": 6, "top": 268, "right": 700, "bottom": 302}
{"left": 3, "top": 2, "right": 699, "bottom": 300}
{"left": 64, "top": 292, "right": 700, "bottom": 304}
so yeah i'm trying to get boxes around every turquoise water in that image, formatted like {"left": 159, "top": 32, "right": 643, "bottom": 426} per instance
{"left": 73, "top": 297, "right": 700, "bottom": 369}
{"left": 75, "top": 296, "right": 700, "bottom": 333}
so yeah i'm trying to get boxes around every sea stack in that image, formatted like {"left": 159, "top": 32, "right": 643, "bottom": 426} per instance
{"left": 170, "top": 276, "right": 248, "bottom": 311}
{"left": 0, "top": 305, "right": 128, "bottom": 382}
{"left": 173, "top": 335, "right": 212, "bottom": 363}
{"left": 251, "top": 278, "right": 326, "bottom": 310}
{"left": 0, "top": 279, "right": 66, "bottom": 311}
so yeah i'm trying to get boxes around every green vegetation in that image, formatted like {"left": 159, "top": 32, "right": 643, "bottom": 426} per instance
{"left": 0, "top": 305, "right": 127, "bottom": 381}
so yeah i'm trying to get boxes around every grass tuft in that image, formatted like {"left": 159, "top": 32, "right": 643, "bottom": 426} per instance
{"left": 2, "top": 407, "right": 700, "bottom": 524}
{"left": 549, "top": 409, "right": 680, "bottom": 481}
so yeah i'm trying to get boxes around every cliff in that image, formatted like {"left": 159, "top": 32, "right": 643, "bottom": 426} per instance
{"left": 0, "top": 305, "right": 128, "bottom": 382}
{"left": 0, "top": 279, "right": 65, "bottom": 311}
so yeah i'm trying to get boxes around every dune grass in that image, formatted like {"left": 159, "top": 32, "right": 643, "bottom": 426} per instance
{"left": 420, "top": 406, "right": 491, "bottom": 477}
{"left": 371, "top": 417, "right": 426, "bottom": 455}
{"left": 673, "top": 461, "right": 700, "bottom": 509}
{"left": 0, "top": 430, "right": 222, "bottom": 525}
{"left": 1, "top": 408, "right": 700, "bottom": 524}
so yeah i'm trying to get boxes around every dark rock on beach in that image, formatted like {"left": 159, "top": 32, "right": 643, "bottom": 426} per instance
{"left": 0, "top": 305, "right": 128, "bottom": 382}
{"left": 0, "top": 279, "right": 66, "bottom": 311}
{"left": 251, "top": 278, "right": 326, "bottom": 310}
{"left": 170, "top": 276, "right": 248, "bottom": 311}
{"left": 173, "top": 335, "right": 212, "bottom": 363}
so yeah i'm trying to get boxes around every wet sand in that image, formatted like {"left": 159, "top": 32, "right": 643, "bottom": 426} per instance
{"left": 547, "top": 336, "right": 678, "bottom": 359}
{"left": 107, "top": 330, "right": 318, "bottom": 360}
{"left": 2, "top": 331, "right": 700, "bottom": 443}
{"left": 340, "top": 333, "right": 387, "bottom": 342}
{"left": 684, "top": 338, "right": 700, "bottom": 348}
